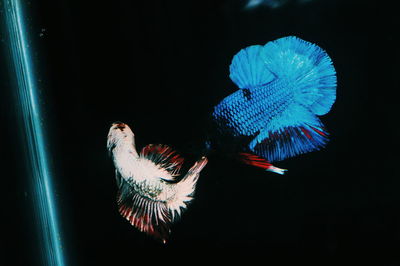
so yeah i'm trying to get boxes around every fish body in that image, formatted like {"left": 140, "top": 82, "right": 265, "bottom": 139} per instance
{"left": 213, "top": 36, "right": 336, "bottom": 166}
{"left": 107, "top": 122, "right": 207, "bottom": 243}
{"left": 214, "top": 78, "right": 292, "bottom": 137}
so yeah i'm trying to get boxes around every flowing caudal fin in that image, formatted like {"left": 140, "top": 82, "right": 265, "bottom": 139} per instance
{"left": 167, "top": 157, "right": 208, "bottom": 220}
{"left": 116, "top": 177, "right": 172, "bottom": 243}
{"left": 230, "top": 36, "right": 336, "bottom": 115}
{"left": 262, "top": 36, "right": 336, "bottom": 115}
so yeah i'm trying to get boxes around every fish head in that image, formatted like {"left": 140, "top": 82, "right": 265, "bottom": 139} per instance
{"left": 107, "top": 122, "right": 135, "bottom": 152}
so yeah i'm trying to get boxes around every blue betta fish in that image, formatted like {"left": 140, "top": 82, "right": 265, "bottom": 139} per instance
{"left": 212, "top": 36, "right": 337, "bottom": 174}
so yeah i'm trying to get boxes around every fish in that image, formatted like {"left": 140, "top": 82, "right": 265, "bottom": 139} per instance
{"left": 212, "top": 36, "right": 337, "bottom": 173}
{"left": 107, "top": 122, "right": 208, "bottom": 243}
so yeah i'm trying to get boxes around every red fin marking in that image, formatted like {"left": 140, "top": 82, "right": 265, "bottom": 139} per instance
{"left": 239, "top": 152, "right": 273, "bottom": 169}
{"left": 140, "top": 144, "right": 184, "bottom": 175}
{"left": 117, "top": 189, "right": 172, "bottom": 243}
{"left": 300, "top": 127, "right": 312, "bottom": 140}
{"left": 310, "top": 126, "right": 327, "bottom": 136}
{"left": 170, "top": 154, "right": 184, "bottom": 165}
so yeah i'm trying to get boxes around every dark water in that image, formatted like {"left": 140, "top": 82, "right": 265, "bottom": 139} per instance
{"left": 1, "top": 0, "right": 399, "bottom": 265}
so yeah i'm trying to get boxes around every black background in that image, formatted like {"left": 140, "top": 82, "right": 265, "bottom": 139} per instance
{"left": 1, "top": 0, "right": 399, "bottom": 265}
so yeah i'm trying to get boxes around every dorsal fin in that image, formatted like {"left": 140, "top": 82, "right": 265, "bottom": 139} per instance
{"left": 140, "top": 144, "right": 184, "bottom": 177}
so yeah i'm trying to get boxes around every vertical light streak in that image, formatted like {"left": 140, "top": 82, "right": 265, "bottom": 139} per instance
{"left": 3, "top": 1, "right": 66, "bottom": 266}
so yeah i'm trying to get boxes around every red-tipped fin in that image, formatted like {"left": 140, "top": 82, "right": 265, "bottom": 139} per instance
{"left": 116, "top": 177, "right": 172, "bottom": 243}
{"left": 238, "top": 152, "right": 287, "bottom": 175}
{"left": 140, "top": 144, "right": 184, "bottom": 178}
{"left": 252, "top": 121, "right": 329, "bottom": 163}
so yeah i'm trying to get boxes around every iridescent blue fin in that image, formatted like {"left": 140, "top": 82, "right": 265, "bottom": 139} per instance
{"left": 229, "top": 45, "right": 276, "bottom": 89}
{"left": 249, "top": 106, "right": 329, "bottom": 162}
{"left": 249, "top": 123, "right": 329, "bottom": 162}
{"left": 230, "top": 36, "right": 336, "bottom": 115}
{"left": 262, "top": 36, "right": 337, "bottom": 115}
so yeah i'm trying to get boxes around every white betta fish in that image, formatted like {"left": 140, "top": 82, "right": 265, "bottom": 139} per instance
{"left": 107, "top": 122, "right": 208, "bottom": 243}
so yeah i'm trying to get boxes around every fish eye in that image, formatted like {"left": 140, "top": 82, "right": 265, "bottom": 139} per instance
{"left": 113, "top": 125, "right": 125, "bottom": 131}
{"left": 242, "top": 88, "right": 252, "bottom": 100}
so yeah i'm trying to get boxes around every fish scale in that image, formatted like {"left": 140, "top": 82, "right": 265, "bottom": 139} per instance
{"left": 129, "top": 178, "right": 163, "bottom": 199}
{"left": 213, "top": 78, "right": 293, "bottom": 137}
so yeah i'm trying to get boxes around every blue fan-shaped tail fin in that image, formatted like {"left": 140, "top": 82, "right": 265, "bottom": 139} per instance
{"left": 248, "top": 104, "right": 329, "bottom": 162}
{"left": 229, "top": 36, "right": 337, "bottom": 115}
{"left": 262, "top": 36, "right": 336, "bottom": 115}
{"left": 229, "top": 45, "right": 276, "bottom": 89}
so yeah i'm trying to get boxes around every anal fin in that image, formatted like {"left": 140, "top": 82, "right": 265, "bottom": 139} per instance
{"left": 250, "top": 121, "right": 329, "bottom": 162}
{"left": 238, "top": 152, "right": 287, "bottom": 175}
